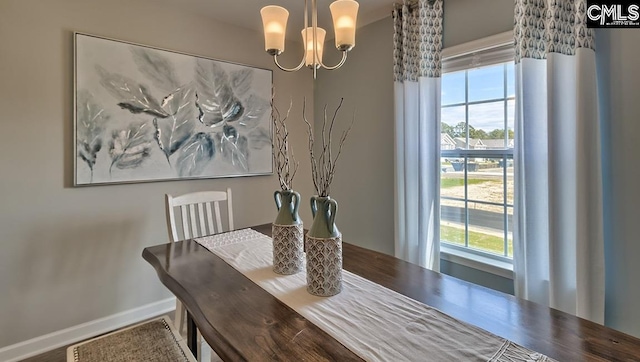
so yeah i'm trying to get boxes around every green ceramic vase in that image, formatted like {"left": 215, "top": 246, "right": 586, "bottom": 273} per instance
{"left": 274, "top": 190, "right": 301, "bottom": 225}
{"left": 308, "top": 196, "right": 340, "bottom": 238}
{"left": 306, "top": 195, "right": 342, "bottom": 296}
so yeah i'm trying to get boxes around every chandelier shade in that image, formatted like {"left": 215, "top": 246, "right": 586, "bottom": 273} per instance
{"left": 302, "top": 27, "right": 326, "bottom": 67}
{"left": 260, "top": 6, "right": 289, "bottom": 55}
{"left": 330, "top": 0, "right": 358, "bottom": 51}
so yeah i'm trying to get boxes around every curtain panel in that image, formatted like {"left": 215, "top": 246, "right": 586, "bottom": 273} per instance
{"left": 513, "top": 0, "right": 604, "bottom": 323}
{"left": 393, "top": 0, "right": 443, "bottom": 270}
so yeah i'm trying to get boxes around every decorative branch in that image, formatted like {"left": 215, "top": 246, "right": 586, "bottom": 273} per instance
{"left": 272, "top": 94, "right": 299, "bottom": 190}
{"left": 303, "top": 98, "right": 355, "bottom": 197}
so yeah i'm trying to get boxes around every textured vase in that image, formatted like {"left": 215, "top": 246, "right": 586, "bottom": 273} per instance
{"left": 306, "top": 196, "right": 343, "bottom": 296}
{"left": 272, "top": 190, "right": 304, "bottom": 275}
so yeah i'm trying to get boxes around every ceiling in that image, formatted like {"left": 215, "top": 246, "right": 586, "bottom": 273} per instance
{"left": 162, "top": 0, "right": 395, "bottom": 41}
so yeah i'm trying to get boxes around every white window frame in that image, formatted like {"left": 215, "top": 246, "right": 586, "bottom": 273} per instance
{"left": 439, "top": 31, "right": 515, "bottom": 278}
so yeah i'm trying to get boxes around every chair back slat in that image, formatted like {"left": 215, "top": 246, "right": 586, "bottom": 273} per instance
{"left": 180, "top": 206, "right": 190, "bottom": 240}
{"left": 187, "top": 204, "right": 197, "bottom": 237}
{"left": 205, "top": 202, "right": 215, "bottom": 235}
{"left": 227, "top": 190, "right": 234, "bottom": 231}
{"left": 214, "top": 202, "right": 223, "bottom": 233}
{"left": 165, "top": 188, "right": 234, "bottom": 242}
{"left": 196, "top": 203, "right": 206, "bottom": 236}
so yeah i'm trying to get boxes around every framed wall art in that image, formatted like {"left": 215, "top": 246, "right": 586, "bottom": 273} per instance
{"left": 74, "top": 33, "right": 273, "bottom": 186}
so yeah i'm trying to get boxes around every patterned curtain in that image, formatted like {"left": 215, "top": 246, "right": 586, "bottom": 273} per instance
{"left": 513, "top": 0, "right": 604, "bottom": 323}
{"left": 392, "top": 0, "right": 443, "bottom": 270}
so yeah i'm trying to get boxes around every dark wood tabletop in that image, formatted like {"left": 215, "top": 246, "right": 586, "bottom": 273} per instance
{"left": 142, "top": 224, "right": 640, "bottom": 361}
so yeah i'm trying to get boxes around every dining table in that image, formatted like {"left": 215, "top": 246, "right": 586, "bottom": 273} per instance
{"left": 142, "top": 223, "right": 640, "bottom": 361}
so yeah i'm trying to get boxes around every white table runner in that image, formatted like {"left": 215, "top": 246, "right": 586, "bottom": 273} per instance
{"left": 196, "top": 228, "right": 555, "bottom": 362}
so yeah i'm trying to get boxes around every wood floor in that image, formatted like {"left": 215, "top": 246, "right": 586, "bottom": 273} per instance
{"left": 19, "top": 311, "right": 175, "bottom": 362}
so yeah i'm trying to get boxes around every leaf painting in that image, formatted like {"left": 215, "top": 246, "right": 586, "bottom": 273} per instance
{"left": 228, "top": 94, "right": 269, "bottom": 130}
{"left": 109, "top": 121, "right": 152, "bottom": 173}
{"left": 96, "top": 65, "right": 169, "bottom": 118}
{"left": 75, "top": 33, "right": 272, "bottom": 185}
{"left": 216, "top": 125, "right": 249, "bottom": 172}
{"left": 153, "top": 86, "right": 196, "bottom": 163}
{"left": 230, "top": 68, "right": 253, "bottom": 99}
{"left": 194, "top": 59, "right": 244, "bottom": 127}
{"left": 77, "top": 90, "right": 109, "bottom": 182}
{"left": 247, "top": 127, "right": 271, "bottom": 150}
{"left": 131, "top": 48, "right": 180, "bottom": 92}
{"left": 177, "top": 132, "right": 215, "bottom": 177}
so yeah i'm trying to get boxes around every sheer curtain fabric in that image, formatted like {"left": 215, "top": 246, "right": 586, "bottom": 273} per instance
{"left": 393, "top": 0, "right": 443, "bottom": 270}
{"left": 513, "top": 0, "right": 604, "bottom": 323}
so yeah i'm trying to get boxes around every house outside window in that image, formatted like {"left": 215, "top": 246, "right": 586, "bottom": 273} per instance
{"left": 439, "top": 33, "right": 515, "bottom": 266}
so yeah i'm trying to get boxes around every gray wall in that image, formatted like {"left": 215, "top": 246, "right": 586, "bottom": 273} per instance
{"left": 0, "top": 0, "right": 315, "bottom": 348}
{"left": 442, "top": 0, "right": 515, "bottom": 48}
{"left": 313, "top": 16, "right": 396, "bottom": 255}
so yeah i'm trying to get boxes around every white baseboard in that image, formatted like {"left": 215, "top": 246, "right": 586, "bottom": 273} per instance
{"left": 0, "top": 297, "right": 176, "bottom": 362}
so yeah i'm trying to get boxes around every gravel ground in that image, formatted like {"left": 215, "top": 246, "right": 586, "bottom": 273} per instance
{"left": 441, "top": 168, "right": 514, "bottom": 214}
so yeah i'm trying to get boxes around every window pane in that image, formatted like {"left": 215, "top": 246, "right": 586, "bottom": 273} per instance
{"left": 507, "top": 206, "right": 514, "bottom": 257}
{"left": 506, "top": 157, "right": 514, "bottom": 205}
{"left": 439, "top": 59, "right": 515, "bottom": 260}
{"left": 468, "top": 101, "right": 505, "bottom": 146}
{"left": 442, "top": 71, "right": 465, "bottom": 106}
{"left": 466, "top": 157, "right": 504, "bottom": 206}
{"left": 441, "top": 199, "right": 466, "bottom": 247}
{"left": 441, "top": 106, "right": 465, "bottom": 127}
{"left": 507, "top": 99, "right": 515, "bottom": 148}
{"left": 468, "top": 64, "right": 504, "bottom": 102}
{"left": 467, "top": 212, "right": 506, "bottom": 256}
{"left": 441, "top": 158, "right": 465, "bottom": 199}
{"left": 507, "top": 62, "right": 515, "bottom": 98}
{"left": 464, "top": 157, "right": 508, "bottom": 257}
{"left": 441, "top": 106, "right": 466, "bottom": 149}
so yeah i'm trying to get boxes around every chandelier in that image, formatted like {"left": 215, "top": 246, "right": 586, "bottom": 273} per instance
{"left": 260, "top": 0, "right": 359, "bottom": 79}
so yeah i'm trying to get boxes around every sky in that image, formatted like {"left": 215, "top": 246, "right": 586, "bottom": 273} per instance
{"left": 441, "top": 62, "right": 515, "bottom": 133}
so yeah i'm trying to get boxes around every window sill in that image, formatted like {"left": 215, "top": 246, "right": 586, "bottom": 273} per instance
{"left": 440, "top": 246, "right": 514, "bottom": 280}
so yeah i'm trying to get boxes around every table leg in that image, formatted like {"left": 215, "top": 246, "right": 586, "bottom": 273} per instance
{"left": 187, "top": 312, "right": 198, "bottom": 360}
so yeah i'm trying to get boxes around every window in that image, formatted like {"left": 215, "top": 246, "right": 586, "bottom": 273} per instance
{"left": 440, "top": 34, "right": 515, "bottom": 263}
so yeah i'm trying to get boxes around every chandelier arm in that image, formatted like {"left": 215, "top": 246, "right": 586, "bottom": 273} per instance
{"left": 312, "top": 0, "right": 318, "bottom": 78}
{"left": 305, "top": 0, "right": 309, "bottom": 33}
{"left": 273, "top": 55, "right": 307, "bottom": 72}
{"left": 317, "top": 51, "right": 349, "bottom": 70}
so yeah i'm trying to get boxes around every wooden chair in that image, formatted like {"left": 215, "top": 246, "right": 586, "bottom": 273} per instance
{"left": 166, "top": 188, "right": 234, "bottom": 243}
{"left": 165, "top": 188, "right": 234, "bottom": 361}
